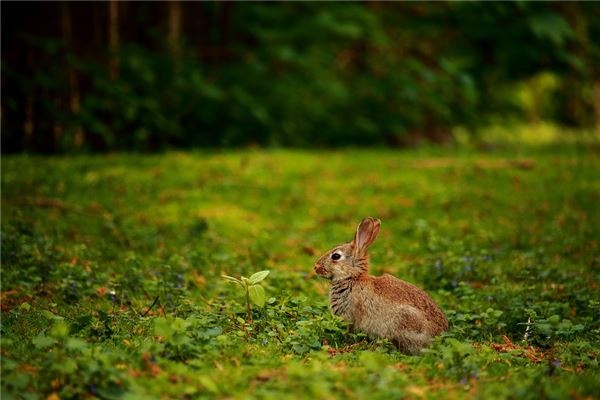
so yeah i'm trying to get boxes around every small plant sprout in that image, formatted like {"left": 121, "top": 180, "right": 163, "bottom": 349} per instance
{"left": 222, "top": 270, "right": 270, "bottom": 322}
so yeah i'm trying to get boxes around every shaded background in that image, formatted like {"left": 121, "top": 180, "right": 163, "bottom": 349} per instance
{"left": 2, "top": 1, "right": 599, "bottom": 153}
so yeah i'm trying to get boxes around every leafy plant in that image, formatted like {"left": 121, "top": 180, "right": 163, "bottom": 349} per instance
{"left": 222, "top": 270, "right": 270, "bottom": 322}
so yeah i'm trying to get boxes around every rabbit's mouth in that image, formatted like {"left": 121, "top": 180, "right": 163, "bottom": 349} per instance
{"left": 314, "top": 263, "right": 328, "bottom": 277}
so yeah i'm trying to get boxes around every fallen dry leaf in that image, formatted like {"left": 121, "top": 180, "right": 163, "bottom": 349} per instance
{"left": 490, "top": 335, "right": 544, "bottom": 363}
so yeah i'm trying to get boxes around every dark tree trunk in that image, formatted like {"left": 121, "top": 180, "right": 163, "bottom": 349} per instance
{"left": 61, "top": 1, "right": 84, "bottom": 149}
{"left": 109, "top": 0, "right": 120, "bottom": 80}
{"left": 168, "top": 1, "right": 182, "bottom": 59}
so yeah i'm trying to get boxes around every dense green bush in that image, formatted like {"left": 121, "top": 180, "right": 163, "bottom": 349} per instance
{"left": 2, "top": 2, "right": 599, "bottom": 152}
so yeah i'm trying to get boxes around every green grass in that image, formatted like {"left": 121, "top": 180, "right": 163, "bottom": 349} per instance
{"left": 2, "top": 142, "right": 600, "bottom": 399}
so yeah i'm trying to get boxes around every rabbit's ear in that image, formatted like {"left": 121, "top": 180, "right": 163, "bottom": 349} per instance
{"left": 352, "top": 217, "right": 381, "bottom": 257}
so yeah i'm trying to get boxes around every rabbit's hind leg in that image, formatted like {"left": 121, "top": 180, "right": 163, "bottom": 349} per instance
{"left": 393, "top": 332, "right": 431, "bottom": 355}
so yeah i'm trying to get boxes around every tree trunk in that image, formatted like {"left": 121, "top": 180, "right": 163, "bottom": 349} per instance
{"left": 61, "top": 1, "right": 83, "bottom": 149}
{"left": 24, "top": 48, "right": 35, "bottom": 149}
{"left": 168, "top": 1, "right": 182, "bottom": 59}
{"left": 109, "top": 0, "right": 120, "bottom": 80}
{"left": 24, "top": 97, "right": 34, "bottom": 148}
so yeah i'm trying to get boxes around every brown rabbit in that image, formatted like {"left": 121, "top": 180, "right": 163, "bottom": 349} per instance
{"left": 314, "top": 217, "right": 448, "bottom": 354}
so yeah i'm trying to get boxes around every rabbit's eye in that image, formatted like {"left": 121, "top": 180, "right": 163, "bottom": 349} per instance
{"left": 331, "top": 253, "right": 342, "bottom": 261}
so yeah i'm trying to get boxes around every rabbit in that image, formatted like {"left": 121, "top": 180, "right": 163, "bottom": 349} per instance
{"left": 314, "top": 217, "right": 448, "bottom": 354}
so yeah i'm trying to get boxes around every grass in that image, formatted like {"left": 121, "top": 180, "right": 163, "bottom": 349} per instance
{"left": 2, "top": 139, "right": 600, "bottom": 399}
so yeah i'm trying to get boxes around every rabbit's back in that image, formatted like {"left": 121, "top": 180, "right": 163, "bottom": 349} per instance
{"left": 345, "top": 278, "right": 436, "bottom": 354}
{"left": 373, "top": 274, "right": 448, "bottom": 335}
{"left": 347, "top": 274, "right": 447, "bottom": 344}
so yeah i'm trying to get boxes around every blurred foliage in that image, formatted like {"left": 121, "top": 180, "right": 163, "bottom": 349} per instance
{"left": 2, "top": 2, "right": 599, "bottom": 153}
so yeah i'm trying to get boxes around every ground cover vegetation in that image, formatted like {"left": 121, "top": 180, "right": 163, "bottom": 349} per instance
{"left": 2, "top": 134, "right": 599, "bottom": 399}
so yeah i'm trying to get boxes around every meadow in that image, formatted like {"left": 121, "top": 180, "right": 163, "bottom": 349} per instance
{"left": 2, "top": 136, "right": 599, "bottom": 399}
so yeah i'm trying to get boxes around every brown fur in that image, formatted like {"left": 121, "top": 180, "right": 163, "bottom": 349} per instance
{"left": 372, "top": 275, "right": 448, "bottom": 336}
{"left": 314, "top": 217, "right": 448, "bottom": 354}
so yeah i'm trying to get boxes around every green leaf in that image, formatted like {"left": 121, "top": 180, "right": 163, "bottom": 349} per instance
{"left": 199, "top": 376, "right": 219, "bottom": 393}
{"left": 204, "top": 327, "right": 223, "bottom": 337}
{"left": 172, "top": 317, "right": 190, "bottom": 332}
{"left": 172, "top": 333, "right": 191, "bottom": 346}
{"left": 66, "top": 338, "right": 88, "bottom": 351}
{"left": 248, "top": 284, "right": 266, "bottom": 307}
{"left": 7, "top": 372, "right": 30, "bottom": 389}
{"left": 536, "top": 323, "right": 552, "bottom": 335}
{"left": 292, "top": 344, "right": 309, "bottom": 355}
{"left": 41, "top": 310, "right": 63, "bottom": 320}
{"left": 221, "top": 275, "right": 242, "bottom": 286}
{"left": 547, "top": 315, "right": 561, "bottom": 325}
{"left": 2, "top": 358, "right": 18, "bottom": 371}
{"left": 51, "top": 321, "right": 70, "bottom": 338}
{"left": 248, "top": 270, "right": 270, "bottom": 285}
{"left": 358, "top": 351, "right": 387, "bottom": 371}
{"left": 529, "top": 12, "right": 572, "bottom": 46}
{"left": 57, "top": 359, "right": 78, "bottom": 374}
{"left": 32, "top": 335, "right": 58, "bottom": 349}
{"left": 154, "top": 317, "right": 174, "bottom": 339}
